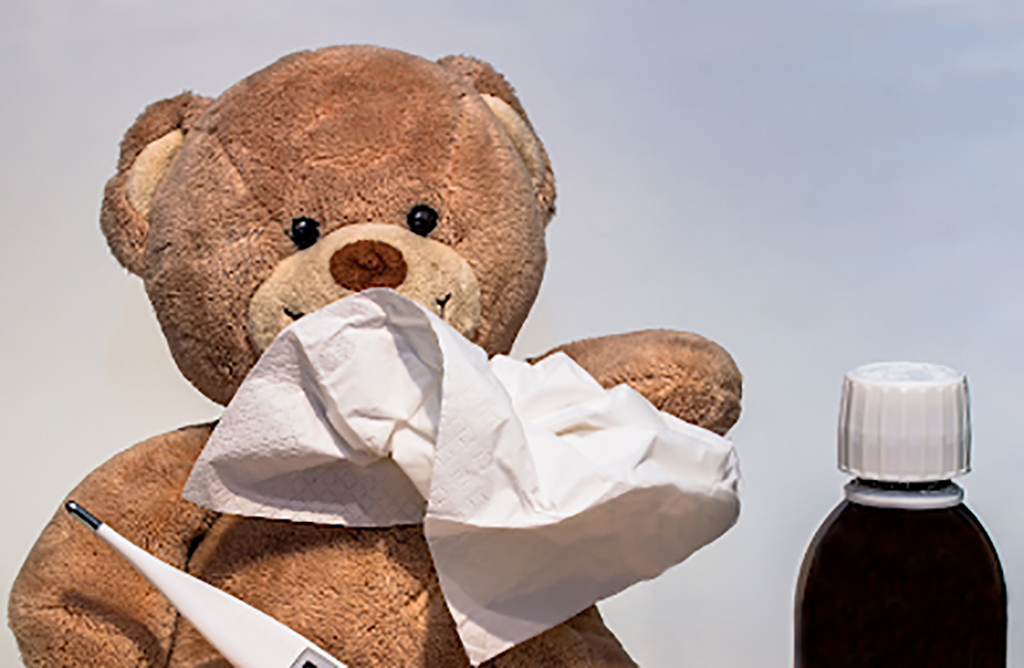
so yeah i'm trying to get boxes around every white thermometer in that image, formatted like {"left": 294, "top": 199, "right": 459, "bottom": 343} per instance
{"left": 65, "top": 501, "right": 346, "bottom": 668}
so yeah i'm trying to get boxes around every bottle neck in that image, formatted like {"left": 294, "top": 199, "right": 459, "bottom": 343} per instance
{"left": 845, "top": 478, "right": 963, "bottom": 510}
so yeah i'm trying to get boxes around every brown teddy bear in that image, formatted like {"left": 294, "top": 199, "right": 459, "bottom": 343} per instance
{"left": 8, "top": 45, "right": 741, "bottom": 667}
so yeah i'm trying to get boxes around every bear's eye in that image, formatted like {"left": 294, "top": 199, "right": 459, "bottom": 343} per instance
{"left": 289, "top": 217, "right": 320, "bottom": 250}
{"left": 407, "top": 204, "right": 438, "bottom": 237}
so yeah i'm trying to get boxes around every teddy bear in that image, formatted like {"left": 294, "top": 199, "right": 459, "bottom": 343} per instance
{"left": 7, "top": 45, "right": 742, "bottom": 667}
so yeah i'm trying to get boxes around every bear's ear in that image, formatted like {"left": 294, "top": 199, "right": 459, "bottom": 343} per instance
{"left": 437, "top": 55, "right": 556, "bottom": 226}
{"left": 100, "top": 92, "right": 212, "bottom": 275}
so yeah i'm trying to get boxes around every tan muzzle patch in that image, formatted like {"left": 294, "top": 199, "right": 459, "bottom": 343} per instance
{"left": 248, "top": 223, "right": 481, "bottom": 354}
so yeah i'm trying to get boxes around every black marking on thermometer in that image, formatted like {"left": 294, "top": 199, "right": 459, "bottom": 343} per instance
{"left": 291, "top": 648, "right": 341, "bottom": 668}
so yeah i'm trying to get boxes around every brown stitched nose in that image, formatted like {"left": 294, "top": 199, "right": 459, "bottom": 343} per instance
{"left": 330, "top": 239, "right": 408, "bottom": 291}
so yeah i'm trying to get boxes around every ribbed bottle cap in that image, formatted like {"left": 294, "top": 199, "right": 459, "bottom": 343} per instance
{"left": 838, "top": 362, "right": 971, "bottom": 482}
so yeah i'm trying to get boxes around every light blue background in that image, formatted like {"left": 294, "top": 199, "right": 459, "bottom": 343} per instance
{"left": 2, "top": 1, "right": 1022, "bottom": 665}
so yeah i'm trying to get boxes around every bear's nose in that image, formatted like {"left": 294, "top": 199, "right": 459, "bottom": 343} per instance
{"left": 330, "top": 239, "right": 408, "bottom": 291}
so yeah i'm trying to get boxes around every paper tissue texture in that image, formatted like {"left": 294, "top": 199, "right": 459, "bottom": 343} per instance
{"left": 182, "top": 288, "right": 740, "bottom": 665}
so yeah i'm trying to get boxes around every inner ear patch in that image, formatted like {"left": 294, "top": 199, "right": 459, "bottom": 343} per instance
{"left": 125, "top": 128, "right": 184, "bottom": 219}
{"left": 481, "top": 94, "right": 545, "bottom": 185}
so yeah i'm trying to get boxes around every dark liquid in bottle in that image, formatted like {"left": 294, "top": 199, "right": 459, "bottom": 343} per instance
{"left": 795, "top": 483, "right": 1006, "bottom": 668}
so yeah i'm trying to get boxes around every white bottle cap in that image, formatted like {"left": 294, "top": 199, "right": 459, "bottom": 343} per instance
{"left": 837, "top": 362, "right": 971, "bottom": 481}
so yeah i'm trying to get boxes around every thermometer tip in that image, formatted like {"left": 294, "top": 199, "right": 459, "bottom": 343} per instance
{"left": 65, "top": 500, "right": 101, "bottom": 531}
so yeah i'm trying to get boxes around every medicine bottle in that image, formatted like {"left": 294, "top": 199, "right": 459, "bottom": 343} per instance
{"left": 795, "top": 362, "right": 1006, "bottom": 667}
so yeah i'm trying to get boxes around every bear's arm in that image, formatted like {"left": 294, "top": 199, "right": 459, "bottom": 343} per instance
{"left": 498, "top": 330, "right": 741, "bottom": 666}
{"left": 534, "top": 330, "right": 742, "bottom": 435}
{"left": 8, "top": 423, "right": 218, "bottom": 668}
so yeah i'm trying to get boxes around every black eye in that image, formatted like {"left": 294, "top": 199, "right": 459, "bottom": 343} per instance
{"left": 289, "top": 217, "right": 320, "bottom": 250}
{"left": 407, "top": 205, "right": 438, "bottom": 237}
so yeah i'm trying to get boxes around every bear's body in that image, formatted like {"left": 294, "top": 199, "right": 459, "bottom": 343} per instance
{"left": 9, "top": 46, "right": 741, "bottom": 667}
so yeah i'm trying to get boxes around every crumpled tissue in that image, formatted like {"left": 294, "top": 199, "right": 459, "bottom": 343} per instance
{"left": 182, "top": 288, "right": 740, "bottom": 665}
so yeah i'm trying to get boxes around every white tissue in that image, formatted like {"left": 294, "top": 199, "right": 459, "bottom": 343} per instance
{"left": 182, "top": 288, "right": 740, "bottom": 665}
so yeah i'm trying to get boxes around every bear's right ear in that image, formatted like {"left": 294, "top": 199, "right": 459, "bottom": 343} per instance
{"left": 437, "top": 55, "right": 556, "bottom": 227}
{"left": 100, "top": 92, "right": 211, "bottom": 275}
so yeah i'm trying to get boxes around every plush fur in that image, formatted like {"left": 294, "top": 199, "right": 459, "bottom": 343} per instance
{"left": 9, "top": 46, "right": 741, "bottom": 667}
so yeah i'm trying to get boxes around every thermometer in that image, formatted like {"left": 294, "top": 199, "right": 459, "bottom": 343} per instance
{"left": 65, "top": 501, "right": 346, "bottom": 668}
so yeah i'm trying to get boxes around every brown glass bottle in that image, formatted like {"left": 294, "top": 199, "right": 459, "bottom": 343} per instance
{"left": 795, "top": 479, "right": 1006, "bottom": 667}
{"left": 797, "top": 362, "right": 1006, "bottom": 667}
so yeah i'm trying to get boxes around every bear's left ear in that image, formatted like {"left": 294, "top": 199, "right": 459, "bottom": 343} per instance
{"left": 437, "top": 55, "right": 556, "bottom": 226}
{"left": 100, "top": 91, "right": 212, "bottom": 275}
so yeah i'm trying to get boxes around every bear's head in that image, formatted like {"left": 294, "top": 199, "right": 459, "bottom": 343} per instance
{"left": 101, "top": 45, "right": 555, "bottom": 404}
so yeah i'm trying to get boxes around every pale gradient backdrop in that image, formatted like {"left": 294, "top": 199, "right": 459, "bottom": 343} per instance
{"left": 2, "top": 1, "right": 1023, "bottom": 666}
